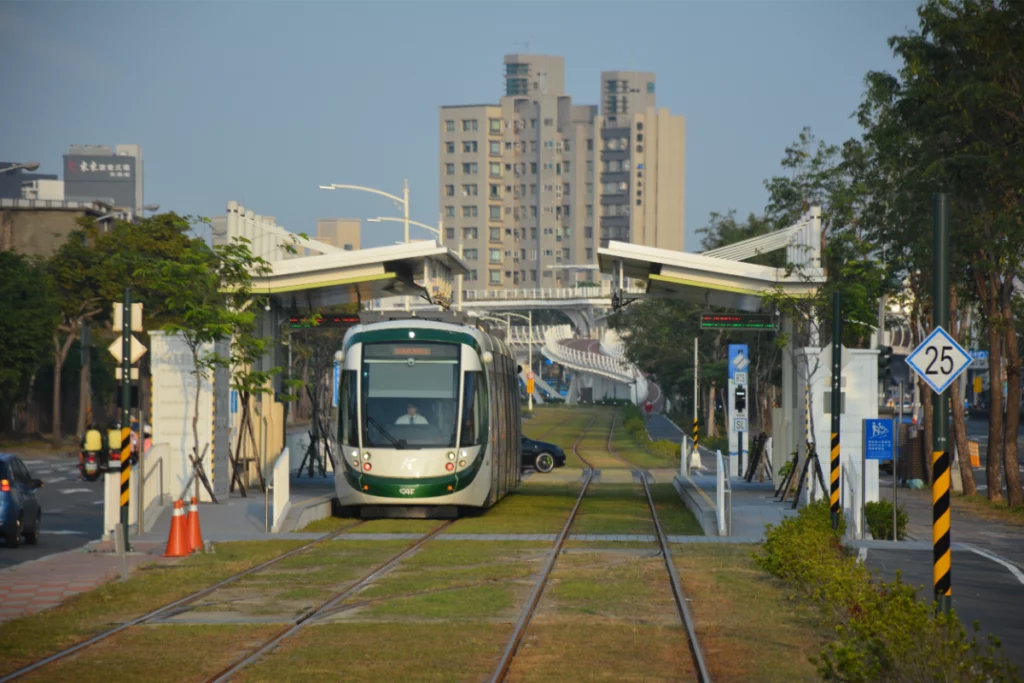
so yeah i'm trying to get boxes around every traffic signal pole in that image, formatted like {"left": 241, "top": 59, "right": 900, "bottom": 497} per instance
{"left": 932, "top": 193, "right": 952, "bottom": 614}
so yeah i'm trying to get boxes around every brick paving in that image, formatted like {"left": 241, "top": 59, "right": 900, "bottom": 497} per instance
{"left": 0, "top": 541, "right": 167, "bottom": 623}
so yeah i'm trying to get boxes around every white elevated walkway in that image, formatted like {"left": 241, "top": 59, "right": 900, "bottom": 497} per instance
{"left": 540, "top": 324, "right": 649, "bottom": 405}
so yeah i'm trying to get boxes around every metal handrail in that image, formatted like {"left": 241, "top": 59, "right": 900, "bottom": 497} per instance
{"left": 143, "top": 455, "right": 164, "bottom": 506}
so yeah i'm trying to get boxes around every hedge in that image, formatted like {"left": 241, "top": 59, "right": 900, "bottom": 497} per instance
{"left": 755, "top": 501, "right": 1020, "bottom": 682}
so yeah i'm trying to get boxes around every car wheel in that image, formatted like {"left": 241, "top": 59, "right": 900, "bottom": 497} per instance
{"left": 535, "top": 452, "right": 555, "bottom": 474}
{"left": 5, "top": 517, "right": 22, "bottom": 548}
{"left": 25, "top": 513, "right": 40, "bottom": 545}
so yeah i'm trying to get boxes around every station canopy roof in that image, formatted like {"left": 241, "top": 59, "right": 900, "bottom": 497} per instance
{"left": 597, "top": 241, "right": 825, "bottom": 313}
{"left": 252, "top": 241, "right": 468, "bottom": 309}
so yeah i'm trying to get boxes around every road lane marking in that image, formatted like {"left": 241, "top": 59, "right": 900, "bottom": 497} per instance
{"left": 58, "top": 488, "right": 93, "bottom": 495}
{"left": 964, "top": 545, "right": 1024, "bottom": 586}
{"left": 43, "top": 530, "right": 89, "bottom": 535}
{"left": 45, "top": 477, "right": 67, "bottom": 484}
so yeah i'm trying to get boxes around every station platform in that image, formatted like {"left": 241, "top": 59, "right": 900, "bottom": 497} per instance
{"left": 674, "top": 450, "right": 797, "bottom": 542}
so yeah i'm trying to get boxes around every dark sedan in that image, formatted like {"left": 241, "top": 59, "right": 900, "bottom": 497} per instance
{"left": 520, "top": 436, "right": 566, "bottom": 473}
{"left": 0, "top": 453, "right": 43, "bottom": 547}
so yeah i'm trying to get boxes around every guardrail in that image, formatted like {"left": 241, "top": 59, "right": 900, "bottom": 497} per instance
{"left": 716, "top": 450, "right": 732, "bottom": 536}
{"left": 265, "top": 447, "right": 291, "bottom": 533}
{"left": 463, "top": 284, "right": 646, "bottom": 301}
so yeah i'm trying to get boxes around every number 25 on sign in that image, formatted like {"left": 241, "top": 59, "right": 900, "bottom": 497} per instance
{"left": 905, "top": 326, "right": 973, "bottom": 395}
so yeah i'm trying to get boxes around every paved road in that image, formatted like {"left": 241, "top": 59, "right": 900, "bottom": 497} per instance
{"left": 0, "top": 456, "right": 104, "bottom": 569}
{"left": 647, "top": 413, "right": 684, "bottom": 444}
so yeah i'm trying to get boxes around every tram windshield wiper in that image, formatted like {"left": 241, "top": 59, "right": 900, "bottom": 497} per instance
{"left": 367, "top": 415, "right": 404, "bottom": 449}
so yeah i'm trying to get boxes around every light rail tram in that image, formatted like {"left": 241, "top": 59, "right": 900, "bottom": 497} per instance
{"left": 334, "top": 312, "right": 522, "bottom": 518}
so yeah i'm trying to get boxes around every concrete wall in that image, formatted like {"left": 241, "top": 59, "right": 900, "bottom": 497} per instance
{"left": 0, "top": 208, "right": 89, "bottom": 257}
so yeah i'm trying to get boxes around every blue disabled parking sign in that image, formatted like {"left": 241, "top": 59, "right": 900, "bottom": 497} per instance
{"left": 863, "top": 418, "right": 894, "bottom": 461}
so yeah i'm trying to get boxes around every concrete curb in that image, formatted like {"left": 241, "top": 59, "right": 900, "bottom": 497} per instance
{"left": 276, "top": 493, "right": 336, "bottom": 534}
{"left": 672, "top": 474, "right": 717, "bottom": 538}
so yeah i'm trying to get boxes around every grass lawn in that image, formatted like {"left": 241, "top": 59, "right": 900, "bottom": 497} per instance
{"left": 448, "top": 482, "right": 580, "bottom": 534}
{"left": 953, "top": 493, "right": 1024, "bottom": 526}
{"left": 296, "top": 516, "right": 360, "bottom": 533}
{"left": 236, "top": 622, "right": 511, "bottom": 682}
{"left": 670, "top": 543, "right": 828, "bottom": 682}
{"left": 20, "top": 625, "right": 280, "bottom": 683}
{"left": 0, "top": 540, "right": 307, "bottom": 677}
{"left": 339, "top": 519, "right": 447, "bottom": 534}
{"left": 651, "top": 483, "right": 704, "bottom": 536}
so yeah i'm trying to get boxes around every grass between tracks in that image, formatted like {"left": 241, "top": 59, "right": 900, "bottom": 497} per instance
{"left": 0, "top": 540, "right": 308, "bottom": 677}
{"left": 20, "top": 625, "right": 281, "bottom": 683}
{"left": 671, "top": 543, "right": 827, "bottom": 682}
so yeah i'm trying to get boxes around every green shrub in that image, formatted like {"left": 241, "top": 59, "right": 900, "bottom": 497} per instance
{"left": 700, "top": 435, "right": 728, "bottom": 453}
{"left": 755, "top": 501, "right": 1021, "bottom": 682}
{"left": 650, "top": 439, "right": 679, "bottom": 460}
{"left": 864, "top": 500, "right": 908, "bottom": 541}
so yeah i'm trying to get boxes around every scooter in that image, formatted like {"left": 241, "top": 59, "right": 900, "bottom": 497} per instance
{"left": 81, "top": 449, "right": 103, "bottom": 481}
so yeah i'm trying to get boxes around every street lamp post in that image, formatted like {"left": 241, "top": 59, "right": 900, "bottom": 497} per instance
{"left": 368, "top": 214, "right": 447, "bottom": 306}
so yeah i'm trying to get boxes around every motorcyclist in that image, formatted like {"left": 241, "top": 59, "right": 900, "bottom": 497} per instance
{"left": 80, "top": 422, "right": 104, "bottom": 480}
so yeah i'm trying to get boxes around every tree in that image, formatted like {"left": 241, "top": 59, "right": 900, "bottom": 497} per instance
{"left": 858, "top": 0, "right": 1024, "bottom": 504}
{"left": 149, "top": 234, "right": 271, "bottom": 496}
{"left": 0, "top": 253, "right": 59, "bottom": 433}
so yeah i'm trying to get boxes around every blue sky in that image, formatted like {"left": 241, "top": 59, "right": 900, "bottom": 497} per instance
{"left": 1, "top": 0, "right": 922, "bottom": 251}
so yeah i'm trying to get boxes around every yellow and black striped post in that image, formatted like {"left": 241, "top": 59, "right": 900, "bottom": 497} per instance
{"left": 829, "top": 291, "right": 842, "bottom": 529}
{"left": 932, "top": 193, "right": 952, "bottom": 613}
{"left": 119, "top": 286, "right": 133, "bottom": 552}
{"left": 693, "top": 418, "right": 699, "bottom": 451}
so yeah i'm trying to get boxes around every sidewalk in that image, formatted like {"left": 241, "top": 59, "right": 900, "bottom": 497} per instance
{"left": 673, "top": 449, "right": 796, "bottom": 542}
{"left": 0, "top": 541, "right": 167, "bottom": 623}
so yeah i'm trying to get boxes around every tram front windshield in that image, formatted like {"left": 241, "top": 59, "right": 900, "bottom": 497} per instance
{"left": 361, "top": 342, "right": 460, "bottom": 448}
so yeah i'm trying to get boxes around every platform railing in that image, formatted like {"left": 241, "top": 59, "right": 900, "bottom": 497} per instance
{"left": 716, "top": 450, "right": 732, "bottom": 536}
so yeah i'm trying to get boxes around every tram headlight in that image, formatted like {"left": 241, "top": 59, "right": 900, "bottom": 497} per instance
{"left": 447, "top": 452, "right": 456, "bottom": 461}
{"left": 362, "top": 452, "right": 371, "bottom": 461}
{"left": 460, "top": 450, "right": 467, "bottom": 459}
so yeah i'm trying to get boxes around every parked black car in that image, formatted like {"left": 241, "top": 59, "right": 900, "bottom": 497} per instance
{"left": 520, "top": 436, "right": 566, "bottom": 473}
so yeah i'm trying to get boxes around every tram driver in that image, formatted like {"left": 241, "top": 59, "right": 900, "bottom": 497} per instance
{"left": 395, "top": 403, "right": 429, "bottom": 425}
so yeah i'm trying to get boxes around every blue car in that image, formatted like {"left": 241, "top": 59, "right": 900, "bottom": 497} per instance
{"left": 0, "top": 453, "right": 43, "bottom": 548}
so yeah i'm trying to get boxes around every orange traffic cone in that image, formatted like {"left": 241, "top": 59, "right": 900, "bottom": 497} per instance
{"left": 186, "top": 496, "right": 203, "bottom": 553}
{"left": 163, "top": 500, "right": 191, "bottom": 558}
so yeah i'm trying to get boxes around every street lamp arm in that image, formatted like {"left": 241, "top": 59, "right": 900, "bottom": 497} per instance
{"left": 369, "top": 216, "right": 440, "bottom": 236}
{"left": 318, "top": 184, "right": 405, "bottom": 206}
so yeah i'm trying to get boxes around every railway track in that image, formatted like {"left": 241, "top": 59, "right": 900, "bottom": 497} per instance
{"left": 0, "top": 520, "right": 370, "bottom": 683}
{"left": 489, "top": 413, "right": 711, "bottom": 683}
{"left": 204, "top": 520, "right": 455, "bottom": 682}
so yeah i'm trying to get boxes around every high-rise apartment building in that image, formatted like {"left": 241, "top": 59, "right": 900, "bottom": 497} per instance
{"left": 439, "top": 55, "right": 685, "bottom": 294}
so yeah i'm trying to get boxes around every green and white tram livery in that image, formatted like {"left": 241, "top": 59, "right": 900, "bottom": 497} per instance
{"left": 335, "top": 317, "right": 522, "bottom": 517}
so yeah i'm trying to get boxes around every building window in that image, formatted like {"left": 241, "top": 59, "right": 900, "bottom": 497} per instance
{"left": 564, "top": 161, "right": 571, "bottom": 173}
{"left": 584, "top": 226, "right": 593, "bottom": 239}
{"left": 564, "top": 183, "right": 571, "bottom": 194}
{"left": 586, "top": 248, "right": 594, "bottom": 260}
{"left": 445, "top": 227, "right": 455, "bottom": 240}
{"left": 489, "top": 140, "right": 501, "bottom": 156}
{"left": 636, "top": 134, "right": 643, "bottom": 143}
{"left": 530, "top": 141, "right": 537, "bottom": 152}
{"left": 445, "top": 185, "right": 455, "bottom": 197}
{"left": 463, "top": 141, "right": 478, "bottom": 153}
{"left": 489, "top": 184, "right": 501, "bottom": 199}
{"left": 463, "top": 162, "right": 478, "bottom": 175}
{"left": 563, "top": 248, "right": 571, "bottom": 260}
{"left": 586, "top": 182, "right": 593, "bottom": 196}
{"left": 543, "top": 118, "right": 553, "bottom": 126}
{"left": 445, "top": 206, "right": 456, "bottom": 218}
{"left": 530, "top": 270, "right": 537, "bottom": 281}
{"left": 530, "top": 119, "right": 537, "bottom": 128}
{"left": 544, "top": 249, "right": 552, "bottom": 257}
{"left": 462, "top": 119, "right": 478, "bottom": 132}
{"left": 586, "top": 205, "right": 593, "bottom": 217}
{"left": 489, "top": 162, "right": 501, "bottom": 177}
{"left": 530, "top": 206, "right": 538, "bottom": 218}
{"left": 446, "top": 163, "right": 455, "bottom": 176}
{"left": 489, "top": 118, "right": 501, "bottom": 133}
{"left": 489, "top": 205, "right": 501, "bottom": 220}
{"left": 587, "top": 138, "right": 593, "bottom": 151}
{"left": 462, "top": 184, "right": 478, "bottom": 196}
{"left": 489, "top": 248, "right": 501, "bottom": 263}
{"left": 543, "top": 271, "right": 552, "bottom": 279}
{"left": 463, "top": 227, "right": 478, "bottom": 240}
{"left": 462, "top": 206, "right": 478, "bottom": 218}
{"left": 446, "top": 141, "right": 455, "bottom": 154}
{"left": 445, "top": 120, "right": 455, "bottom": 132}
{"left": 489, "top": 227, "right": 501, "bottom": 241}
{"left": 489, "top": 269, "right": 501, "bottom": 284}
{"left": 530, "top": 227, "right": 537, "bottom": 239}
{"left": 465, "top": 248, "right": 478, "bottom": 260}
{"left": 637, "top": 145, "right": 643, "bottom": 153}
{"left": 647, "top": 81, "right": 655, "bottom": 94}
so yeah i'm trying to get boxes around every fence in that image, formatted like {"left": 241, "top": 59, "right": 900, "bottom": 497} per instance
{"left": 716, "top": 450, "right": 732, "bottom": 536}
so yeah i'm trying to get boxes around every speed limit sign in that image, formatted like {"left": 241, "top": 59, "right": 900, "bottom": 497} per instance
{"left": 906, "top": 326, "right": 973, "bottom": 395}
